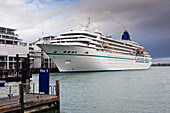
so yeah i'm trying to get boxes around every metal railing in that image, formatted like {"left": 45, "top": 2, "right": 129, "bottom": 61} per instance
{"left": 1, "top": 81, "right": 59, "bottom": 99}
{"left": 6, "top": 83, "right": 35, "bottom": 99}
{"left": 49, "top": 85, "right": 56, "bottom": 95}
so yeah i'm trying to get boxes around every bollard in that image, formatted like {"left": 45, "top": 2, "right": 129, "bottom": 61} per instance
{"left": 19, "top": 84, "right": 24, "bottom": 113}
{"left": 56, "top": 80, "right": 60, "bottom": 109}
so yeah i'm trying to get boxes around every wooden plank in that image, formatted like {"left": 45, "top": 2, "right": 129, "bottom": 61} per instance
{"left": 0, "top": 94, "right": 58, "bottom": 113}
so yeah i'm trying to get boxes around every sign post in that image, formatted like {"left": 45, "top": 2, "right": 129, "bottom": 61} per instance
{"left": 39, "top": 68, "right": 49, "bottom": 94}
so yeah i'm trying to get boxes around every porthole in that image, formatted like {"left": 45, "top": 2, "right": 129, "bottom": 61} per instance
{"left": 72, "top": 51, "right": 75, "bottom": 53}
{"left": 75, "top": 51, "right": 77, "bottom": 54}
{"left": 68, "top": 51, "right": 71, "bottom": 53}
{"left": 63, "top": 51, "right": 67, "bottom": 53}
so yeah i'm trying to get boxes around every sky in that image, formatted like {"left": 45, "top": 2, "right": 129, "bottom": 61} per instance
{"left": 0, "top": 0, "right": 170, "bottom": 63}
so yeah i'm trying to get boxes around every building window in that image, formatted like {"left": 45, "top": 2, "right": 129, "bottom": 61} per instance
{"left": 2, "top": 35, "right": 5, "bottom": 38}
{"left": 9, "top": 57, "right": 13, "bottom": 61}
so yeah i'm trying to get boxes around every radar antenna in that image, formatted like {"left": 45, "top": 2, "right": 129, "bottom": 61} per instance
{"left": 79, "top": 18, "right": 94, "bottom": 30}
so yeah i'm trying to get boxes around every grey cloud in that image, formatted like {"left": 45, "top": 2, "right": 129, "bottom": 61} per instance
{"left": 0, "top": 0, "right": 170, "bottom": 59}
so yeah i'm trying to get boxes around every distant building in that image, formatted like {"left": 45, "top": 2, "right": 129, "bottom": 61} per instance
{"left": 29, "top": 36, "right": 56, "bottom": 69}
{"left": 0, "top": 26, "right": 29, "bottom": 69}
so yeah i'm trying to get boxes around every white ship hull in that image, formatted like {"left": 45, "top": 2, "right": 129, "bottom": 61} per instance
{"left": 38, "top": 44, "right": 152, "bottom": 73}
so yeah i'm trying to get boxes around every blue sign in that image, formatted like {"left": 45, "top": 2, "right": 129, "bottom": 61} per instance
{"left": 39, "top": 68, "right": 49, "bottom": 93}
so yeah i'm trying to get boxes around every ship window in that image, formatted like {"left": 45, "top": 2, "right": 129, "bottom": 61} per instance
{"left": 63, "top": 51, "right": 67, "bottom": 53}
{"left": 54, "top": 51, "right": 57, "bottom": 53}
{"left": 75, "top": 51, "right": 77, "bottom": 54}
{"left": 61, "top": 33, "right": 97, "bottom": 38}
{"left": 66, "top": 60, "right": 71, "bottom": 62}
{"left": 68, "top": 51, "right": 71, "bottom": 53}
{"left": 136, "top": 61, "right": 144, "bottom": 63}
{"left": 84, "top": 52, "right": 88, "bottom": 54}
{"left": 72, "top": 51, "right": 75, "bottom": 53}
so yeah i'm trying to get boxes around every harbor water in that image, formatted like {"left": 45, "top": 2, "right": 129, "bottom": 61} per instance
{"left": 41, "top": 67, "right": 170, "bottom": 113}
{"left": 1, "top": 67, "right": 170, "bottom": 113}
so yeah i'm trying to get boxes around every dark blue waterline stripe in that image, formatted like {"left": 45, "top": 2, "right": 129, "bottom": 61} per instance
{"left": 60, "top": 69, "right": 145, "bottom": 73}
{"left": 47, "top": 53, "right": 152, "bottom": 62}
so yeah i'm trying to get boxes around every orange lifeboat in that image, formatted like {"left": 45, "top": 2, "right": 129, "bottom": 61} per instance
{"left": 102, "top": 42, "right": 109, "bottom": 47}
{"left": 136, "top": 48, "right": 145, "bottom": 52}
{"left": 103, "top": 42, "right": 109, "bottom": 45}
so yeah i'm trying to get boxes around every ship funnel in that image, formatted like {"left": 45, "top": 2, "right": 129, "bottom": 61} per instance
{"left": 122, "top": 30, "right": 131, "bottom": 41}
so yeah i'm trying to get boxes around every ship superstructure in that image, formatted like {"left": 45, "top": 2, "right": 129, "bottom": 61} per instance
{"left": 38, "top": 22, "right": 152, "bottom": 73}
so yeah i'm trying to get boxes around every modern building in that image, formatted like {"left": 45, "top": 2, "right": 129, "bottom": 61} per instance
{"left": 0, "top": 26, "right": 29, "bottom": 69}
{"left": 0, "top": 26, "right": 57, "bottom": 70}
{"left": 29, "top": 36, "right": 56, "bottom": 69}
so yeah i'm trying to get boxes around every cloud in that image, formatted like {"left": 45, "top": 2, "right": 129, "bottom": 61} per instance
{"left": 0, "top": 0, "right": 170, "bottom": 59}
{"left": 0, "top": 0, "right": 64, "bottom": 39}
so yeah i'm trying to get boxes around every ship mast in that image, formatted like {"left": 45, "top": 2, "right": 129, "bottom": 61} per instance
{"left": 88, "top": 18, "right": 91, "bottom": 26}
{"left": 86, "top": 17, "right": 91, "bottom": 29}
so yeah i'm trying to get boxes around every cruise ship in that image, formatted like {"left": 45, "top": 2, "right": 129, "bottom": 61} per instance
{"left": 37, "top": 22, "right": 152, "bottom": 73}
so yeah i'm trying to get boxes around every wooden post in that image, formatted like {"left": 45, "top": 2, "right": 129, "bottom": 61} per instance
{"left": 19, "top": 84, "right": 24, "bottom": 113}
{"left": 33, "top": 83, "right": 35, "bottom": 95}
{"left": 9, "top": 86, "right": 11, "bottom": 99}
{"left": 26, "top": 79, "right": 30, "bottom": 94}
{"left": 56, "top": 80, "right": 60, "bottom": 109}
{"left": 27, "top": 54, "right": 31, "bottom": 78}
{"left": 0, "top": 71, "right": 2, "bottom": 79}
{"left": 5, "top": 71, "right": 8, "bottom": 80}
{"left": 16, "top": 54, "right": 19, "bottom": 81}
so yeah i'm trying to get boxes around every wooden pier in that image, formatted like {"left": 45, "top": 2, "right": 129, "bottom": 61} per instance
{"left": 0, "top": 94, "right": 59, "bottom": 113}
{"left": 0, "top": 81, "right": 60, "bottom": 113}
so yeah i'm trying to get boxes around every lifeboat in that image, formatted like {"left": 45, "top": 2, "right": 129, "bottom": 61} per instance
{"left": 136, "top": 48, "right": 145, "bottom": 52}
{"left": 102, "top": 42, "right": 109, "bottom": 47}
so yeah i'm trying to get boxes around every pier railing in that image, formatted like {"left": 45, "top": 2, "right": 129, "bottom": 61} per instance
{"left": 2, "top": 82, "right": 58, "bottom": 98}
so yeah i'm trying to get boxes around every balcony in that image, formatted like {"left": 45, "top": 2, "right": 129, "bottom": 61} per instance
{"left": 0, "top": 31, "right": 19, "bottom": 37}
